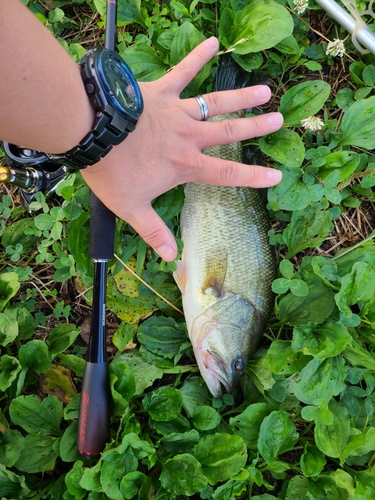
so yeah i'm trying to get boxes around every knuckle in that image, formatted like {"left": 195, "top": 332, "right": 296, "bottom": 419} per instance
{"left": 220, "top": 161, "right": 239, "bottom": 183}
{"left": 206, "top": 92, "right": 220, "bottom": 115}
{"left": 222, "top": 119, "right": 236, "bottom": 143}
{"left": 142, "top": 227, "right": 165, "bottom": 247}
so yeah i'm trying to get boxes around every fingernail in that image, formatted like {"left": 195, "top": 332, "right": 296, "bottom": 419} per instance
{"left": 266, "top": 169, "right": 282, "bottom": 183}
{"left": 267, "top": 112, "right": 284, "bottom": 128}
{"left": 254, "top": 86, "right": 271, "bottom": 100}
{"left": 157, "top": 243, "right": 177, "bottom": 262}
{"left": 205, "top": 37, "right": 218, "bottom": 50}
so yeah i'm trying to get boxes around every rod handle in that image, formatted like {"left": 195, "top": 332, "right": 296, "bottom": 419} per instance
{"left": 77, "top": 361, "right": 111, "bottom": 458}
{"left": 89, "top": 191, "right": 115, "bottom": 260}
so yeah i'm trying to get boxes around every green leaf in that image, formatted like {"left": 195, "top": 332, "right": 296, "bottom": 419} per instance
{"left": 64, "top": 460, "right": 86, "bottom": 500}
{"left": 120, "top": 471, "right": 147, "bottom": 499}
{"left": 121, "top": 43, "right": 168, "bottom": 82}
{"left": 285, "top": 476, "right": 309, "bottom": 500}
{"left": 48, "top": 7, "right": 64, "bottom": 23}
{"left": 277, "top": 283, "right": 335, "bottom": 326}
{"left": 1, "top": 218, "right": 39, "bottom": 254}
{"left": 180, "top": 376, "right": 211, "bottom": 417}
{"left": 34, "top": 213, "right": 55, "bottom": 230}
{"left": 66, "top": 211, "right": 92, "bottom": 278}
{"left": 258, "top": 410, "right": 299, "bottom": 464}
{"left": 307, "top": 470, "right": 354, "bottom": 500}
{"left": 229, "top": 403, "right": 272, "bottom": 449}
{"left": 113, "top": 350, "right": 164, "bottom": 395}
{"left": 291, "top": 322, "right": 352, "bottom": 359}
{"left": 142, "top": 386, "right": 183, "bottom": 421}
{"left": 192, "top": 406, "right": 221, "bottom": 430}
{"left": 0, "top": 355, "right": 21, "bottom": 391}
{"left": 221, "top": 0, "right": 293, "bottom": 54}
{"left": 283, "top": 205, "right": 332, "bottom": 258}
{"left": 268, "top": 166, "right": 313, "bottom": 211}
{"left": 335, "top": 262, "right": 375, "bottom": 317}
{"left": 46, "top": 324, "right": 80, "bottom": 357}
{"left": 0, "top": 313, "right": 18, "bottom": 347}
{"left": 338, "top": 96, "right": 375, "bottom": 148}
{"left": 19, "top": 340, "right": 50, "bottom": 373}
{"left": 300, "top": 444, "right": 326, "bottom": 477}
{"left": 279, "top": 259, "right": 294, "bottom": 279}
{"left": 247, "top": 351, "right": 275, "bottom": 394}
{"left": 294, "top": 357, "right": 346, "bottom": 405}
{"left": 194, "top": 433, "right": 247, "bottom": 485}
{"left": 112, "top": 322, "right": 135, "bottom": 352}
{"left": 59, "top": 421, "right": 80, "bottom": 463}
{"left": 9, "top": 395, "right": 63, "bottom": 436}
{"left": 289, "top": 279, "right": 309, "bottom": 296}
{"left": 354, "top": 465, "right": 375, "bottom": 498}
{"left": 0, "top": 430, "right": 25, "bottom": 468}
{"left": 314, "top": 401, "right": 350, "bottom": 458}
{"left": 272, "top": 278, "right": 290, "bottom": 294}
{"left": 14, "top": 434, "right": 57, "bottom": 473}
{"left": 318, "top": 151, "right": 360, "bottom": 181}
{"left": 109, "top": 361, "right": 136, "bottom": 417}
{"left": 160, "top": 454, "right": 207, "bottom": 496}
{"left": 266, "top": 340, "right": 309, "bottom": 374}
{"left": 260, "top": 128, "right": 305, "bottom": 168}
{"left": 0, "top": 272, "right": 20, "bottom": 311}
{"left": 279, "top": 80, "right": 331, "bottom": 126}
{"left": 170, "top": 23, "right": 209, "bottom": 94}
{"left": 3, "top": 305, "right": 35, "bottom": 341}
{"left": 0, "top": 463, "right": 30, "bottom": 498}
{"left": 138, "top": 316, "right": 188, "bottom": 361}
{"left": 159, "top": 429, "right": 200, "bottom": 455}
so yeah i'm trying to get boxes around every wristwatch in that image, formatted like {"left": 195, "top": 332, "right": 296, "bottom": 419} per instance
{"left": 51, "top": 47, "right": 143, "bottom": 169}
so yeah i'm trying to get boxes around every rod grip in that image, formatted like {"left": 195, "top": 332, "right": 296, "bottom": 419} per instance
{"left": 89, "top": 191, "right": 115, "bottom": 260}
{"left": 77, "top": 361, "right": 111, "bottom": 458}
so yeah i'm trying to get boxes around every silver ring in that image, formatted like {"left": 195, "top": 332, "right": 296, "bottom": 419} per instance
{"left": 195, "top": 95, "right": 209, "bottom": 121}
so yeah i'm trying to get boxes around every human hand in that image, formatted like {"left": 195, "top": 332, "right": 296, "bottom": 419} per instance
{"left": 82, "top": 37, "right": 283, "bottom": 262}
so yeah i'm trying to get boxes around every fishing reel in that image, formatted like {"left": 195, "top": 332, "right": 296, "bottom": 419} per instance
{"left": 0, "top": 142, "right": 70, "bottom": 212}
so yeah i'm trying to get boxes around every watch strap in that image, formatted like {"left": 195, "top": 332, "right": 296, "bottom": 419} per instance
{"left": 52, "top": 49, "right": 137, "bottom": 170}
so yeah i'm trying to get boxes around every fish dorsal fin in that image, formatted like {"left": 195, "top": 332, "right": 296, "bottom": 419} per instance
{"left": 202, "top": 250, "right": 228, "bottom": 298}
{"left": 173, "top": 260, "right": 187, "bottom": 294}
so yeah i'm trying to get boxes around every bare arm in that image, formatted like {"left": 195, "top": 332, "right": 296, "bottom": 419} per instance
{"left": 0, "top": 0, "right": 94, "bottom": 153}
{"left": 0, "top": 0, "right": 283, "bottom": 261}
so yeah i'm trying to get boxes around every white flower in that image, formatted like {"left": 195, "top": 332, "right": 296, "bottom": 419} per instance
{"left": 294, "top": 0, "right": 309, "bottom": 15}
{"left": 300, "top": 116, "right": 325, "bottom": 131}
{"left": 326, "top": 38, "right": 345, "bottom": 57}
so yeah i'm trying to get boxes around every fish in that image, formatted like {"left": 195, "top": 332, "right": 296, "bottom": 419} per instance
{"left": 173, "top": 55, "right": 276, "bottom": 398}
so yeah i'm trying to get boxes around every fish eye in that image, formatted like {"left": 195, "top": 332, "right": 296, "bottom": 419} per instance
{"left": 233, "top": 356, "right": 245, "bottom": 372}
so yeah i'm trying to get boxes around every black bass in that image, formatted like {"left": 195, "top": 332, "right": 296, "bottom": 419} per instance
{"left": 173, "top": 57, "right": 275, "bottom": 397}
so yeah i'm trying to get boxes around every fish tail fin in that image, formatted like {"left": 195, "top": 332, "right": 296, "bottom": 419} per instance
{"left": 213, "top": 54, "right": 268, "bottom": 93}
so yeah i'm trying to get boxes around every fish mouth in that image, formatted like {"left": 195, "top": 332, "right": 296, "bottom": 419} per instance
{"left": 206, "top": 349, "right": 233, "bottom": 396}
{"left": 198, "top": 348, "right": 246, "bottom": 398}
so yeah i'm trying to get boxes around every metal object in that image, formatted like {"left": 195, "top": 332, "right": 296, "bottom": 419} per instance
{"left": 315, "top": 0, "right": 375, "bottom": 55}
{"left": 195, "top": 94, "right": 209, "bottom": 121}
{"left": 1, "top": 143, "right": 68, "bottom": 211}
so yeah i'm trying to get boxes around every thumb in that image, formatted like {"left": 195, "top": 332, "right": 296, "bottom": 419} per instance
{"left": 126, "top": 205, "right": 178, "bottom": 262}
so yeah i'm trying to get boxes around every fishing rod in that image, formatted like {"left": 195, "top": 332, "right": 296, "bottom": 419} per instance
{"left": 1, "top": 0, "right": 142, "bottom": 457}
{"left": 76, "top": 0, "right": 118, "bottom": 458}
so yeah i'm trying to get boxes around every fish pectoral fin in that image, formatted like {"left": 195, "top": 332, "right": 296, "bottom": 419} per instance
{"left": 173, "top": 260, "right": 187, "bottom": 294}
{"left": 203, "top": 250, "right": 228, "bottom": 298}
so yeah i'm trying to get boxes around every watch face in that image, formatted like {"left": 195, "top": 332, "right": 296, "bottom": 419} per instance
{"left": 99, "top": 50, "right": 143, "bottom": 119}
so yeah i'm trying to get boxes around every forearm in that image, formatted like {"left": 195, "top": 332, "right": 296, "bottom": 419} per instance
{"left": 0, "top": 0, "right": 94, "bottom": 154}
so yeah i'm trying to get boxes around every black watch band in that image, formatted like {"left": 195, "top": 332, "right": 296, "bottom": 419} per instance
{"left": 50, "top": 48, "right": 142, "bottom": 170}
